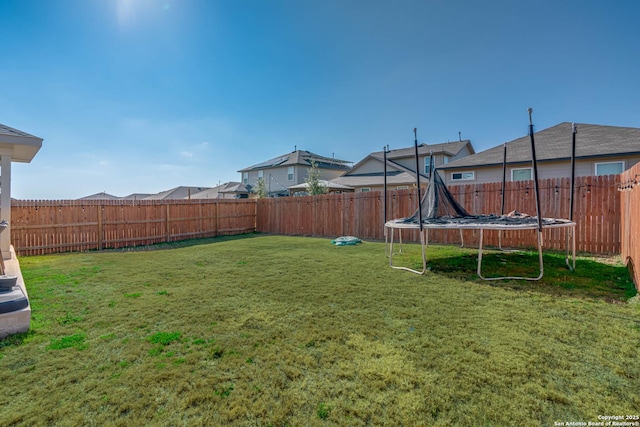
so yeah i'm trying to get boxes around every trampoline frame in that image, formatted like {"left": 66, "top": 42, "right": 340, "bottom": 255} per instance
{"left": 385, "top": 219, "right": 575, "bottom": 279}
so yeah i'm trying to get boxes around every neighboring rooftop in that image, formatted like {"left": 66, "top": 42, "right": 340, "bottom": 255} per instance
{"left": 239, "top": 150, "right": 351, "bottom": 172}
{"left": 189, "top": 182, "right": 250, "bottom": 199}
{"left": 371, "top": 140, "right": 474, "bottom": 161}
{"left": 78, "top": 192, "right": 121, "bottom": 201}
{"left": 442, "top": 123, "right": 640, "bottom": 169}
{"left": 144, "top": 186, "right": 212, "bottom": 200}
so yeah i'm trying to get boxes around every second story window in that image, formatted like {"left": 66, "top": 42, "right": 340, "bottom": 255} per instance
{"left": 258, "top": 170, "right": 263, "bottom": 179}
{"left": 424, "top": 158, "right": 433, "bottom": 176}
{"left": 287, "top": 166, "right": 294, "bottom": 181}
{"left": 242, "top": 172, "right": 248, "bottom": 185}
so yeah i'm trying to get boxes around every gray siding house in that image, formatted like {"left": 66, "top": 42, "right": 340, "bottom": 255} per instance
{"left": 238, "top": 150, "right": 351, "bottom": 196}
{"left": 439, "top": 123, "right": 640, "bottom": 185}
{"left": 331, "top": 140, "right": 474, "bottom": 192}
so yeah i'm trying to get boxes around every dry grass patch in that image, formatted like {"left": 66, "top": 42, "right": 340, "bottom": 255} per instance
{"left": 0, "top": 234, "right": 638, "bottom": 426}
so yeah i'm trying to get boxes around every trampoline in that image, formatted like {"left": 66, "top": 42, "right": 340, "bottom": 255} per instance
{"left": 383, "top": 110, "right": 577, "bottom": 280}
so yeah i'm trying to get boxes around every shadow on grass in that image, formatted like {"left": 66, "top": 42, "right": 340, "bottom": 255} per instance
{"left": 402, "top": 248, "right": 636, "bottom": 302}
{"left": 96, "top": 232, "right": 265, "bottom": 253}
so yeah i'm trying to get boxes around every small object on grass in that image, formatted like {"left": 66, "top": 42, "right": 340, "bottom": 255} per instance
{"left": 331, "top": 236, "right": 362, "bottom": 246}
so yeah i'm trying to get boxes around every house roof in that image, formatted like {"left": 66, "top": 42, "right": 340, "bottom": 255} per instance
{"left": 288, "top": 180, "right": 354, "bottom": 191}
{"left": 189, "top": 182, "right": 249, "bottom": 199}
{"left": 441, "top": 122, "right": 640, "bottom": 170}
{"left": 342, "top": 140, "right": 473, "bottom": 181}
{"left": 144, "top": 186, "right": 212, "bottom": 200}
{"left": 370, "top": 140, "right": 473, "bottom": 161}
{"left": 331, "top": 171, "right": 419, "bottom": 187}
{"left": 0, "top": 123, "right": 43, "bottom": 163}
{"left": 78, "top": 192, "right": 121, "bottom": 200}
{"left": 122, "top": 193, "right": 152, "bottom": 200}
{"left": 238, "top": 150, "right": 351, "bottom": 172}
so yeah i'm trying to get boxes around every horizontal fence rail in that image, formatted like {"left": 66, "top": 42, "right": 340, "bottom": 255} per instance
{"left": 257, "top": 175, "right": 621, "bottom": 255}
{"left": 11, "top": 199, "right": 257, "bottom": 256}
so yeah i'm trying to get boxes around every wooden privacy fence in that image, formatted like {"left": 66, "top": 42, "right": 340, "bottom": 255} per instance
{"left": 620, "top": 162, "right": 640, "bottom": 290}
{"left": 257, "top": 175, "right": 621, "bottom": 255}
{"left": 8, "top": 175, "right": 623, "bottom": 258}
{"left": 11, "top": 199, "right": 256, "bottom": 256}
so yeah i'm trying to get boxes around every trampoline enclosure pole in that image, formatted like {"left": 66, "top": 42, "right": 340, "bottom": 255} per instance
{"left": 383, "top": 147, "right": 388, "bottom": 226}
{"left": 570, "top": 124, "right": 577, "bottom": 222}
{"left": 528, "top": 108, "right": 543, "bottom": 232}
{"left": 413, "top": 128, "right": 423, "bottom": 231}
{"left": 501, "top": 143, "right": 507, "bottom": 215}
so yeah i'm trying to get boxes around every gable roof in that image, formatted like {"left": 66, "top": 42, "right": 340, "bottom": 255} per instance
{"left": 238, "top": 150, "right": 351, "bottom": 172}
{"left": 78, "top": 192, "right": 121, "bottom": 200}
{"left": 288, "top": 180, "right": 354, "bottom": 191}
{"left": 122, "top": 193, "right": 152, "bottom": 200}
{"left": 189, "top": 182, "right": 250, "bottom": 199}
{"left": 331, "top": 171, "right": 418, "bottom": 188}
{"left": 0, "top": 123, "right": 43, "bottom": 163}
{"left": 371, "top": 140, "right": 473, "bottom": 162}
{"left": 144, "top": 186, "right": 212, "bottom": 200}
{"left": 441, "top": 123, "right": 640, "bottom": 170}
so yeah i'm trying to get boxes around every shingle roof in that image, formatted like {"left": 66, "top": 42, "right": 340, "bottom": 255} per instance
{"left": 0, "top": 123, "right": 39, "bottom": 139}
{"left": 331, "top": 171, "right": 418, "bottom": 187}
{"left": 238, "top": 150, "right": 351, "bottom": 172}
{"left": 144, "top": 186, "right": 212, "bottom": 200}
{"left": 0, "top": 123, "right": 43, "bottom": 163}
{"left": 370, "top": 140, "right": 473, "bottom": 161}
{"left": 78, "top": 192, "right": 121, "bottom": 200}
{"left": 441, "top": 123, "right": 640, "bottom": 170}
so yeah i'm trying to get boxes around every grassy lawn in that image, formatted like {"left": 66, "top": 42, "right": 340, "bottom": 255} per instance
{"left": 1, "top": 234, "right": 639, "bottom": 426}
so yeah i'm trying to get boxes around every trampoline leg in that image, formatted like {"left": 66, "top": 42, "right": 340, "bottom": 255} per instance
{"left": 478, "top": 228, "right": 544, "bottom": 281}
{"left": 459, "top": 229, "right": 464, "bottom": 248}
{"left": 388, "top": 228, "right": 427, "bottom": 275}
{"left": 564, "top": 225, "right": 576, "bottom": 271}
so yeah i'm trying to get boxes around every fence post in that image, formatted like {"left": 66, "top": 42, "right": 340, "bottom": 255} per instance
{"left": 165, "top": 203, "right": 170, "bottom": 243}
{"left": 97, "top": 204, "right": 103, "bottom": 250}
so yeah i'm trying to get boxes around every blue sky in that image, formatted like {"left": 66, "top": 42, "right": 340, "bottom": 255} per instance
{"left": 1, "top": 0, "right": 638, "bottom": 199}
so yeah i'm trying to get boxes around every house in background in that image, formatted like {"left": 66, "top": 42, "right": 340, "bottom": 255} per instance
{"left": 143, "top": 186, "right": 212, "bottom": 200}
{"left": 288, "top": 180, "right": 354, "bottom": 196}
{"left": 78, "top": 192, "right": 121, "bottom": 201}
{"left": 439, "top": 123, "right": 640, "bottom": 185}
{"left": 331, "top": 140, "right": 474, "bottom": 192}
{"left": 189, "top": 182, "right": 250, "bottom": 199}
{"left": 238, "top": 150, "right": 351, "bottom": 196}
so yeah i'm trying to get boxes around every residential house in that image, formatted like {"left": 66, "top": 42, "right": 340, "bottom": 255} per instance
{"left": 331, "top": 140, "right": 474, "bottom": 192}
{"left": 122, "top": 193, "right": 152, "bottom": 200}
{"left": 288, "top": 180, "right": 354, "bottom": 196}
{"left": 238, "top": 150, "right": 351, "bottom": 196}
{"left": 144, "top": 186, "right": 212, "bottom": 200}
{"left": 189, "top": 182, "right": 250, "bottom": 199}
{"left": 439, "top": 123, "right": 640, "bottom": 185}
{"left": 78, "top": 192, "right": 121, "bottom": 200}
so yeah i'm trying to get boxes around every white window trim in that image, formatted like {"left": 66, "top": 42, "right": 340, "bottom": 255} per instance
{"left": 511, "top": 167, "right": 532, "bottom": 181}
{"left": 257, "top": 170, "right": 264, "bottom": 179}
{"left": 451, "top": 171, "right": 475, "bottom": 181}
{"left": 396, "top": 185, "right": 409, "bottom": 190}
{"left": 360, "top": 187, "right": 371, "bottom": 192}
{"left": 595, "top": 160, "right": 624, "bottom": 176}
{"left": 242, "top": 172, "right": 248, "bottom": 185}
{"left": 287, "top": 166, "right": 294, "bottom": 181}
